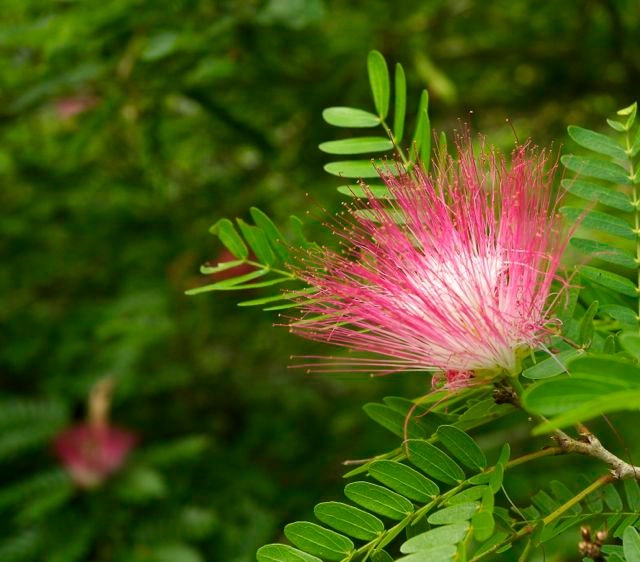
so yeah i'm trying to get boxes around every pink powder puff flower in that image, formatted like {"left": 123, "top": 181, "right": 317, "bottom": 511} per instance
{"left": 54, "top": 423, "right": 137, "bottom": 488}
{"left": 289, "top": 139, "right": 570, "bottom": 380}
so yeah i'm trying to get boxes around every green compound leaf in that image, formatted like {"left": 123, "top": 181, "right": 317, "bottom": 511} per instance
{"left": 561, "top": 179, "right": 633, "bottom": 212}
{"left": 632, "top": 125, "right": 640, "bottom": 157}
{"left": 368, "top": 50, "right": 390, "bottom": 119}
{"left": 532, "top": 389, "right": 640, "bottom": 434}
{"left": 344, "top": 482, "right": 414, "bottom": 520}
{"left": 249, "top": 207, "right": 290, "bottom": 261}
{"left": 567, "top": 126, "right": 627, "bottom": 159}
{"left": 428, "top": 502, "right": 479, "bottom": 525}
{"left": 322, "top": 107, "right": 381, "bottom": 128}
{"left": 184, "top": 269, "right": 267, "bottom": 295}
{"left": 394, "top": 63, "right": 407, "bottom": 142}
{"left": 284, "top": 522, "right": 354, "bottom": 561}
{"left": 603, "top": 483, "right": 624, "bottom": 511}
{"left": 446, "top": 486, "right": 487, "bottom": 505}
{"left": 363, "top": 403, "right": 427, "bottom": 439}
{"left": 619, "top": 331, "right": 640, "bottom": 361}
{"left": 579, "top": 266, "right": 637, "bottom": 297}
{"left": 579, "top": 300, "right": 599, "bottom": 346}
{"left": 236, "top": 219, "right": 276, "bottom": 266}
{"left": 396, "top": 545, "right": 457, "bottom": 562}
{"left": 324, "top": 160, "right": 394, "bottom": 178}
{"left": 436, "top": 426, "right": 486, "bottom": 471}
{"left": 319, "top": 137, "right": 393, "bottom": 155}
{"left": 560, "top": 207, "right": 635, "bottom": 239}
{"left": 407, "top": 440, "right": 465, "bottom": 485}
{"left": 400, "top": 522, "right": 469, "bottom": 553}
{"left": 368, "top": 460, "right": 439, "bottom": 502}
{"left": 522, "top": 349, "right": 583, "bottom": 380}
{"left": 607, "top": 118, "right": 627, "bottom": 132}
{"left": 568, "top": 355, "right": 640, "bottom": 384}
{"left": 410, "top": 90, "right": 431, "bottom": 167}
{"left": 624, "top": 479, "right": 640, "bottom": 512}
{"left": 371, "top": 551, "right": 394, "bottom": 562}
{"left": 200, "top": 260, "right": 244, "bottom": 274}
{"left": 570, "top": 238, "right": 636, "bottom": 269}
{"left": 257, "top": 544, "right": 322, "bottom": 562}
{"left": 599, "top": 304, "right": 638, "bottom": 329}
{"left": 523, "top": 376, "right": 626, "bottom": 417}
{"left": 561, "top": 155, "right": 631, "bottom": 185}
{"left": 549, "top": 481, "right": 581, "bottom": 514}
{"left": 314, "top": 502, "right": 384, "bottom": 541}
{"left": 209, "top": 218, "right": 248, "bottom": 259}
{"left": 618, "top": 102, "right": 637, "bottom": 126}
{"left": 625, "top": 526, "right": 640, "bottom": 562}
{"left": 472, "top": 510, "right": 495, "bottom": 542}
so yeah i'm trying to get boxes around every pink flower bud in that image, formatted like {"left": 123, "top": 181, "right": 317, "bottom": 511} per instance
{"left": 54, "top": 424, "right": 136, "bottom": 488}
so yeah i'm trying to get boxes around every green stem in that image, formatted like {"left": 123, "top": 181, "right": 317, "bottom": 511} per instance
{"left": 381, "top": 120, "right": 411, "bottom": 170}
{"left": 625, "top": 128, "right": 640, "bottom": 329}
{"left": 541, "top": 474, "right": 613, "bottom": 526}
{"left": 505, "top": 446, "right": 563, "bottom": 469}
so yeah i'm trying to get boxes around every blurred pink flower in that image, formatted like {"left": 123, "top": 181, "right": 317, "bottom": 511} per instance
{"left": 54, "top": 424, "right": 136, "bottom": 488}
{"left": 55, "top": 95, "right": 98, "bottom": 120}
{"left": 290, "top": 140, "right": 569, "bottom": 379}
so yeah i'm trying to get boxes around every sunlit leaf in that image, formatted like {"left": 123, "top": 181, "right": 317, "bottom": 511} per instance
{"left": 472, "top": 510, "right": 494, "bottom": 541}
{"left": 560, "top": 207, "right": 634, "bottom": 239}
{"left": 427, "top": 502, "right": 478, "bottom": 525}
{"left": 394, "top": 63, "right": 407, "bottom": 143}
{"left": 319, "top": 137, "right": 393, "bottom": 155}
{"left": 561, "top": 155, "right": 631, "bottom": 185}
{"left": 368, "top": 461, "right": 439, "bottom": 502}
{"left": 532, "top": 389, "right": 640, "bottom": 434}
{"left": 200, "top": 260, "right": 245, "bottom": 274}
{"left": 407, "top": 440, "right": 465, "bottom": 484}
{"left": 561, "top": 179, "right": 633, "bottom": 211}
{"left": 522, "top": 349, "right": 582, "bottom": 380}
{"left": 436, "top": 426, "right": 486, "bottom": 471}
{"left": 314, "top": 502, "right": 384, "bottom": 541}
{"left": 324, "top": 160, "right": 396, "bottom": 178}
{"left": 250, "top": 207, "right": 290, "bottom": 261}
{"left": 237, "top": 219, "right": 276, "bottom": 266}
{"left": 185, "top": 269, "right": 267, "bottom": 295}
{"left": 396, "top": 545, "right": 457, "bottom": 562}
{"left": 322, "top": 107, "right": 381, "bottom": 128}
{"left": 400, "top": 523, "right": 468, "bottom": 553}
{"left": 599, "top": 304, "right": 638, "bottom": 329}
{"left": 624, "top": 480, "right": 640, "bottom": 512}
{"left": 570, "top": 238, "right": 636, "bottom": 269}
{"left": 209, "top": 218, "right": 249, "bottom": 259}
{"left": 344, "top": 482, "right": 414, "bottom": 520}
{"left": 567, "top": 126, "right": 627, "bottom": 159}
{"left": 363, "top": 403, "right": 427, "bottom": 439}
{"left": 257, "top": 544, "right": 322, "bottom": 562}
{"left": 368, "top": 50, "right": 390, "bottom": 119}
{"left": 410, "top": 90, "right": 430, "bottom": 168}
{"left": 579, "top": 266, "right": 637, "bottom": 296}
{"left": 284, "top": 522, "right": 353, "bottom": 561}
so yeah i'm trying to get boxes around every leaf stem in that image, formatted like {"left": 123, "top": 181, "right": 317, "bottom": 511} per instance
{"left": 541, "top": 473, "right": 613, "bottom": 526}
{"left": 625, "top": 127, "right": 640, "bottom": 329}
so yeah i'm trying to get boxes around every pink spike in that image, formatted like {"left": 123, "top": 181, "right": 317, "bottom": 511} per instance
{"left": 289, "top": 139, "right": 570, "bottom": 378}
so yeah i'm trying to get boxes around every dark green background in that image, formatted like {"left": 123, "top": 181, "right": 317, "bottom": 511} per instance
{"left": 1, "top": 1, "right": 639, "bottom": 560}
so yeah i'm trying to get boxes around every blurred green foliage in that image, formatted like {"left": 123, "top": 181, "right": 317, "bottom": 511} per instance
{"left": 1, "top": 0, "right": 640, "bottom": 560}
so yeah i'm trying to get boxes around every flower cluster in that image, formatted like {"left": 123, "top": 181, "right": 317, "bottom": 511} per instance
{"left": 290, "top": 140, "right": 568, "bottom": 383}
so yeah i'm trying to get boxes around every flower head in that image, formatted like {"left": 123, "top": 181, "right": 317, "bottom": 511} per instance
{"left": 290, "top": 140, "right": 568, "bottom": 379}
{"left": 54, "top": 423, "right": 137, "bottom": 488}
{"left": 54, "top": 378, "right": 136, "bottom": 487}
